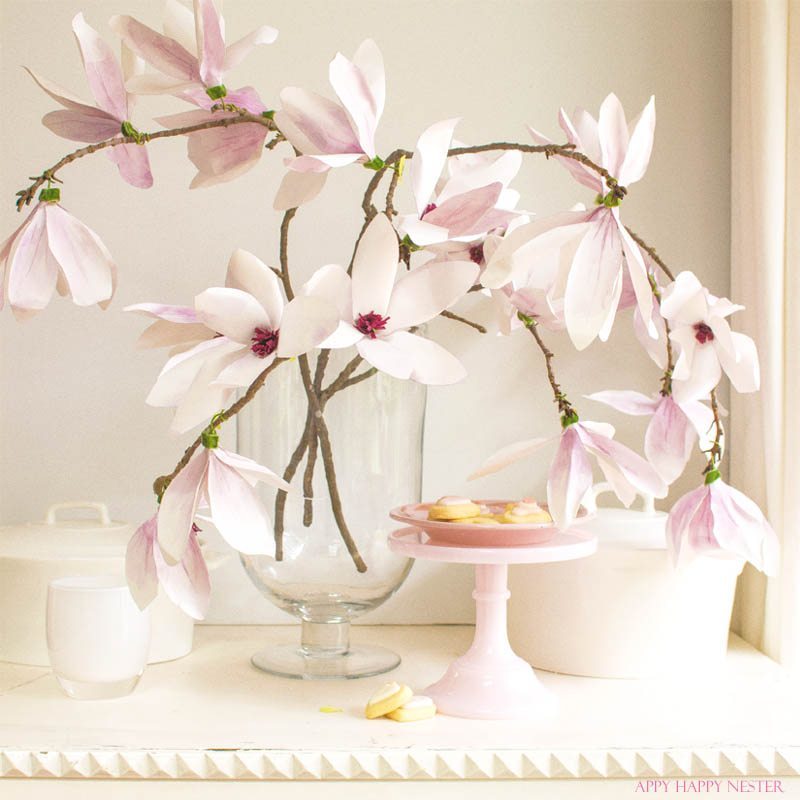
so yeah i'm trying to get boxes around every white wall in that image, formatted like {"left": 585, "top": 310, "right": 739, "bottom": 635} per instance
{"left": 0, "top": 0, "right": 732, "bottom": 623}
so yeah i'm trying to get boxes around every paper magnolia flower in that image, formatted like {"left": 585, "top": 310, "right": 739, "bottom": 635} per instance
{"left": 307, "top": 214, "right": 479, "bottom": 383}
{"left": 126, "top": 515, "right": 210, "bottom": 619}
{"left": 660, "top": 271, "right": 760, "bottom": 401}
{"left": 0, "top": 191, "right": 116, "bottom": 317}
{"left": 398, "top": 119, "right": 522, "bottom": 246}
{"left": 143, "top": 248, "right": 339, "bottom": 433}
{"left": 274, "top": 39, "right": 385, "bottom": 209}
{"left": 470, "top": 419, "right": 667, "bottom": 529}
{"left": 155, "top": 86, "right": 270, "bottom": 188}
{"left": 111, "top": 0, "right": 277, "bottom": 99}
{"left": 587, "top": 390, "right": 714, "bottom": 485}
{"left": 667, "top": 476, "right": 779, "bottom": 575}
{"left": 126, "top": 303, "right": 216, "bottom": 353}
{"left": 482, "top": 94, "right": 658, "bottom": 350}
{"left": 25, "top": 14, "right": 152, "bottom": 189}
{"left": 158, "top": 441, "right": 291, "bottom": 564}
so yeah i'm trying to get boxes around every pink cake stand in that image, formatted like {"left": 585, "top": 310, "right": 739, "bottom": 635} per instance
{"left": 388, "top": 526, "right": 597, "bottom": 720}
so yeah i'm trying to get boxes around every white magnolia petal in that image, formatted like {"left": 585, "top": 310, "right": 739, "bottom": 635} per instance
{"left": 645, "top": 397, "right": 695, "bottom": 485}
{"left": 157, "top": 448, "right": 209, "bottom": 563}
{"left": 356, "top": 335, "right": 413, "bottom": 379}
{"left": 276, "top": 294, "right": 340, "bottom": 357}
{"left": 154, "top": 530, "right": 211, "bottom": 620}
{"left": 547, "top": 426, "right": 593, "bottom": 529}
{"left": 329, "top": 46, "right": 380, "bottom": 157}
{"left": 6, "top": 207, "right": 58, "bottom": 311}
{"left": 660, "top": 271, "right": 708, "bottom": 324}
{"left": 617, "top": 217, "right": 655, "bottom": 337}
{"left": 300, "top": 263, "right": 352, "bottom": 319}
{"left": 351, "top": 38, "right": 385, "bottom": 121}
{"left": 273, "top": 169, "right": 327, "bottom": 210}
{"left": 386, "top": 260, "right": 479, "bottom": 330}
{"left": 195, "top": 287, "right": 268, "bottom": 343}
{"left": 671, "top": 341, "right": 722, "bottom": 402}
{"left": 318, "top": 320, "right": 363, "bottom": 349}
{"left": 717, "top": 331, "right": 760, "bottom": 393}
{"left": 619, "top": 96, "right": 656, "bottom": 186}
{"left": 410, "top": 118, "right": 459, "bottom": 215}
{"left": 213, "top": 351, "right": 273, "bottom": 388}
{"left": 351, "top": 213, "right": 398, "bottom": 317}
{"left": 225, "top": 249, "right": 283, "bottom": 329}
{"left": 205, "top": 454, "right": 275, "bottom": 555}
{"left": 125, "top": 517, "right": 160, "bottom": 610}
{"left": 469, "top": 436, "right": 552, "bottom": 480}
{"left": 585, "top": 389, "right": 659, "bottom": 416}
{"left": 223, "top": 25, "right": 279, "bottom": 72}
{"left": 213, "top": 448, "right": 292, "bottom": 492}
{"left": 598, "top": 92, "right": 629, "bottom": 177}
{"left": 396, "top": 215, "right": 451, "bottom": 247}
{"left": 385, "top": 331, "right": 467, "bottom": 385}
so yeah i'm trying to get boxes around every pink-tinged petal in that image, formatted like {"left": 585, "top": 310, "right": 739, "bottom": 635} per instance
{"left": 564, "top": 212, "right": 623, "bottom": 350}
{"left": 169, "top": 375, "right": 236, "bottom": 434}
{"left": 274, "top": 169, "right": 328, "bottom": 210}
{"left": 158, "top": 448, "right": 209, "bottom": 563}
{"left": 634, "top": 302, "right": 668, "bottom": 369}
{"left": 386, "top": 260, "right": 479, "bottom": 330}
{"left": 223, "top": 25, "right": 279, "bottom": 72}
{"left": 410, "top": 118, "right": 459, "bottom": 215}
{"left": 671, "top": 340, "right": 722, "bottom": 402}
{"left": 469, "top": 435, "right": 552, "bottom": 480}
{"left": 214, "top": 351, "right": 274, "bottom": 388}
{"left": 459, "top": 208, "right": 519, "bottom": 238}
{"left": 125, "top": 302, "right": 201, "bottom": 323}
{"left": 300, "top": 263, "right": 352, "bottom": 320}
{"left": 110, "top": 15, "right": 199, "bottom": 81}
{"left": 351, "top": 213, "right": 398, "bottom": 317}
{"left": 319, "top": 320, "right": 363, "bottom": 349}
{"left": 43, "top": 204, "right": 115, "bottom": 306}
{"left": 710, "top": 482, "right": 778, "bottom": 575}
{"left": 187, "top": 123, "right": 267, "bottom": 188}
{"left": 441, "top": 150, "right": 522, "bottom": 204}
{"left": 125, "top": 73, "right": 197, "bottom": 95}
{"left": 6, "top": 207, "right": 59, "bottom": 311}
{"left": 213, "top": 448, "right": 292, "bottom": 492}
{"left": 154, "top": 529, "right": 211, "bottom": 619}
{"left": 619, "top": 96, "right": 656, "bottom": 186}
{"left": 529, "top": 116, "right": 602, "bottom": 192}
{"left": 287, "top": 153, "right": 362, "bottom": 172}
{"left": 164, "top": 0, "right": 199, "bottom": 54}
{"left": 666, "top": 485, "right": 709, "bottom": 565}
{"left": 137, "top": 319, "right": 213, "bottom": 350}
{"left": 585, "top": 389, "right": 659, "bottom": 416}
{"left": 125, "top": 516, "right": 160, "bottom": 610}
{"left": 277, "top": 87, "right": 361, "bottom": 154}
{"left": 72, "top": 13, "right": 128, "bottom": 120}
{"left": 329, "top": 45, "right": 380, "bottom": 157}
{"left": 41, "top": 108, "right": 121, "bottom": 143}
{"left": 384, "top": 330, "right": 467, "bottom": 385}
{"left": 598, "top": 92, "right": 629, "bottom": 177}
{"left": 225, "top": 249, "right": 283, "bottom": 328}
{"left": 396, "top": 216, "right": 451, "bottom": 247}
{"left": 617, "top": 215, "right": 655, "bottom": 337}
{"left": 23, "top": 67, "right": 98, "bottom": 113}
{"left": 645, "top": 396, "right": 694, "bottom": 485}
{"left": 195, "top": 287, "right": 269, "bottom": 343}
{"left": 577, "top": 423, "right": 668, "bottom": 501}
{"left": 351, "top": 39, "right": 385, "bottom": 120}
{"left": 717, "top": 331, "right": 760, "bottom": 394}
{"left": 146, "top": 336, "right": 241, "bottom": 407}
{"left": 422, "top": 183, "right": 503, "bottom": 237}
{"left": 569, "top": 107, "right": 603, "bottom": 164}
{"left": 106, "top": 142, "right": 153, "bottom": 188}
{"left": 547, "top": 425, "right": 593, "bottom": 529}
{"left": 205, "top": 454, "right": 274, "bottom": 555}
{"left": 356, "top": 336, "right": 413, "bottom": 379}
{"left": 277, "top": 294, "right": 340, "bottom": 357}
{"left": 680, "top": 399, "right": 716, "bottom": 451}
{"left": 194, "top": 0, "right": 225, "bottom": 87}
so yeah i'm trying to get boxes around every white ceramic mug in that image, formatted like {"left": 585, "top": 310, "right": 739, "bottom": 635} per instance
{"left": 46, "top": 575, "right": 151, "bottom": 700}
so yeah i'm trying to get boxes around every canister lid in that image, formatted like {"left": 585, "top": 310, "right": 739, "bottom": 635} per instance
{"left": 580, "top": 484, "right": 668, "bottom": 550}
{"left": 0, "top": 502, "right": 133, "bottom": 560}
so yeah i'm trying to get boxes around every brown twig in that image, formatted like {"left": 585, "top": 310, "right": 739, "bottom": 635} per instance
{"left": 626, "top": 226, "right": 676, "bottom": 282}
{"left": 300, "top": 352, "right": 330, "bottom": 526}
{"left": 440, "top": 309, "right": 487, "bottom": 334}
{"left": 15, "top": 112, "right": 274, "bottom": 210}
{"left": 152, "top": 357, "right": 285, "bottom": 501}
{"left": 703, "top": 389, "right": 725, "bottom": 475}
{"left": 519, "top": 316, "right": 575, "bottom": 419}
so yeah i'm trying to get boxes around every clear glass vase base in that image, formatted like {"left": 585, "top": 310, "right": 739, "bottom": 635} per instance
{"left": 251, "top": 643, "right": 401, "bottom": 680}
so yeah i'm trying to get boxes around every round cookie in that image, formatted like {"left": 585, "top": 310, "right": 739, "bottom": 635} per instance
{"left": 387, "top": 695, "right": 437, "bottom": 722}
{"left": 428, "top": 496, "right": 480, "bottom": 521}
{"left": 365, "top": 681, "right": 413, "bottom": 719}
{"left": 500, "top": 499, "right": 553, "bottom": 524}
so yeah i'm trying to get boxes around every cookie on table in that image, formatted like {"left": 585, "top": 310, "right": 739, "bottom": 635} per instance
{"left": 365, "top": 682, "right": 413, "bottom": 719}
{"left": 499, "top": 498, "right": 552, "bottom": 524}
{"left": 386, "top": 695, "right": 437, "bottom": 722}
{"left": 427, "top": 496, "right": 480, "bottom": 522}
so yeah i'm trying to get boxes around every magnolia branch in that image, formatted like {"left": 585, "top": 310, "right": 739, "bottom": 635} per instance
{"left": 704, "top": 389, "right": 725, "bottom": 476}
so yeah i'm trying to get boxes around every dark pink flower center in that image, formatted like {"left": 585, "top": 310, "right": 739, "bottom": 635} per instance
{"left": 251, "top": 326, "right": 279, "bottom": 357}
{"left": 468, "top": 242, "right": 485, "bottom": 265}
{"left": 355, "top": 311, "right": 389, "bottom": 339}
{"left": 694, "top": 322, "right": 715, "bottom": 344}
{"left": 421, "top": 202, "right": 437, "bottom": 218}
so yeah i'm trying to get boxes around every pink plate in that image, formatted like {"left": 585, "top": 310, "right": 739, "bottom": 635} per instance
{"left": 389, "top": 500, "right": 591, "bottom": 547}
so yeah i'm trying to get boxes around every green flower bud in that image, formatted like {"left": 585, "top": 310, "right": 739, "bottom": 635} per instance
{"left": 39, "top": 187, "right": 60, "bottom": 203}
{"left": 201, "top": 429, "right": 219, "bottom": 449}
{"left": 363, "top": 155, "right": 386, "bottom": 171}
{"left": 262, "top": 110, "right": 275, "bottom": 120}
{"left": 561, "top": 411, "right": 580, "bottom": 428}
{"left": 704, "top": 469, "right": 721, "bottom": 485}
{"left": 120, "top": 120, "right": 138, "bottom": 138}
{"left": 602, "top": 192, "right": 621, "bottom": 208}
{"left": 205, "top": 84, "right": 227, "bottom": 101}
{"left": 401, "top": 234, "right": 421, "bottom": 253}
{"left": 516, "top": 311, "right": 535, "bottom": 328}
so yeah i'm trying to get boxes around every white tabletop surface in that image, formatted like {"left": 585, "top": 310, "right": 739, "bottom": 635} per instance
{"left": 0, "top": 625, "right": 797, "bottom": 781}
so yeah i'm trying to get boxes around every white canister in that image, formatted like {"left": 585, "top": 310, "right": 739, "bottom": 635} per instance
{"left": 0, "top": 502, "right": 222, "bottom": 666}
{"left": 507, "top": 487, "right": 744, "bottom": 679}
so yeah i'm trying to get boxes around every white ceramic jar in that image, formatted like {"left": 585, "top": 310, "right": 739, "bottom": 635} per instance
{"left": 507, "top": 486, "right": 744, "bottom": 679}
{"left": 0, "top": 502, "right": 221, "bottom": 666}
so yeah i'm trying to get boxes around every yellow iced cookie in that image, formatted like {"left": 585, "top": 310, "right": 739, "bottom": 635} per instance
{"left": 500, "top": 499, "right": 552, "bottom": 524}
{"left": 387, "top": 695, "right": 437, "bottom": 722}
{"left": 463, "top": 516, "right": 497, "bottom": 525}
{"left": 365, "top": 682, "right": 413, "bottom": 719}
{"left": 428, "top": 496, "right": 480, "bottom": 521}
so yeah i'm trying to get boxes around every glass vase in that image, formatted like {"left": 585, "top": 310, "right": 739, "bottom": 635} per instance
{"left": 237, "top": 349, "right": 425, "bottom": 679}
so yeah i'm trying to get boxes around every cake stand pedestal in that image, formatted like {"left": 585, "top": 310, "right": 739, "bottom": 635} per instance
{"left": 388, "top": 527, "right": 597, "bottom": 720}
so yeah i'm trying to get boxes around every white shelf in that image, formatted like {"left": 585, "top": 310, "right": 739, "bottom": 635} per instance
{"left": 0, "top": 625, "right": 797, "bottom": 782}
